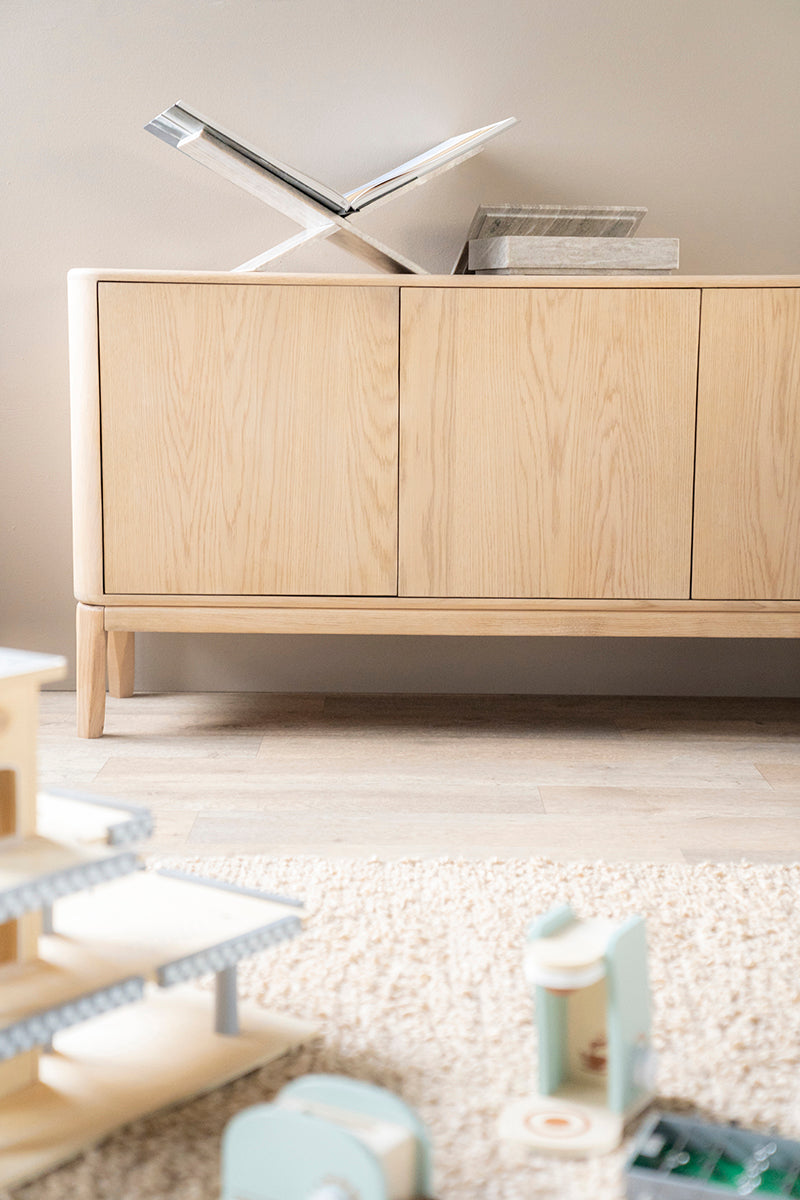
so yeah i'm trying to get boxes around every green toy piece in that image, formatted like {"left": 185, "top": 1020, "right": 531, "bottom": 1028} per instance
{"left": 625, "top": 1111, "right": 800, "bottom": 1198}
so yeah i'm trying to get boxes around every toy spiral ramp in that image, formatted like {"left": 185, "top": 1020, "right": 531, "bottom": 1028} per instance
{"left": 220, "top": 1075, "right": 433, "bottom": 1200}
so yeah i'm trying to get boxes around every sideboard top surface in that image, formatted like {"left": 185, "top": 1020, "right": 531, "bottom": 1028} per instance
{"left": 68, "top": 269, "right": 800, "bottom": 289}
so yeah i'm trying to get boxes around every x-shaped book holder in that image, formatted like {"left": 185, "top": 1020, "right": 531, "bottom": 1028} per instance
{"left": 146, "top": 102, "right": 516, "bottom": 274}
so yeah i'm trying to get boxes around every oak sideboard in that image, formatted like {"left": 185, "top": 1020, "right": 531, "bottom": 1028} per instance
{"left": 68, "top": 270, "right": 800, "bottom": 736}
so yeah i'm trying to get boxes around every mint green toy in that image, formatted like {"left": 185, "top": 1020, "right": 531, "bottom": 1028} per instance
{"left": 499, "top": 904, "right": 656, "bottom": 1156}
{"left": 221, "top": 1075, "right": 434, "bottom": 1200}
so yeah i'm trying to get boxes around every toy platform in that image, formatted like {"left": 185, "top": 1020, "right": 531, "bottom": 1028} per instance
{"left": 0, "top": 986, "right": 311, "bottom": 1189}
{"left": 0, "top": 859, "right": 316, "bottom": 1190}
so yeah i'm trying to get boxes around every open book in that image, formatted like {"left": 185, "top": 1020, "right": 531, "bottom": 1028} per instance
{"left": 146, "top": 102, "right": 516, "bottom": 217}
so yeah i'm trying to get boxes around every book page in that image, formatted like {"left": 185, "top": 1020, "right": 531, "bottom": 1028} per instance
{"left": 343, "top": 118, "right": 517, "bottom": 211}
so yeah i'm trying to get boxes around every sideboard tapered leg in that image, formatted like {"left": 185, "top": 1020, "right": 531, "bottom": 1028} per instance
{"left": 107, "top": 631, "right": 135, "bottom": 698}
{"left": 76, "top": 603, "right": 106, "bottom": 738}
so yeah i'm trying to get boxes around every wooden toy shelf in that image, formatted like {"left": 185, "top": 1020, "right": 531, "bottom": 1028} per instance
{"left": 68, "top": 271, "right": 800, "bottom": 736}
{"left": 0, "top": 834, "right": 138, "bottom": 922}
{"left": 38, "top": 787, "right": 154, "bottom": 846}
{"left": 0, "top": 990, "right": 312, "bottom": 1192}
{"left": 1, "top": 873, "right": 303, "bottom": 1053}
{"left": 0, "top": 648, "right": 315, "bottom": 1190}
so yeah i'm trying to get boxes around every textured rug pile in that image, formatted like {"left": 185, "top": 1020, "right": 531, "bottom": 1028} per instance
{"left": 7, "top": 857, "right": 800, "bottom": 1200}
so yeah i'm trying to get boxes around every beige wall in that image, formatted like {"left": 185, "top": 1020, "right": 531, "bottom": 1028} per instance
{"left": 2, "top": 0, "right": 799, "bottom": 694}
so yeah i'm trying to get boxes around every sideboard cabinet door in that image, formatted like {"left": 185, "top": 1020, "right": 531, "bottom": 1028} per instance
{"left": 693, "top": 288, "right": 800, "bottom": 600}
{"left": 399, "top": 288, "right": 700, "bottom": 599}
{"left": 99, "top": 283, "right": 399, "bottom": 596}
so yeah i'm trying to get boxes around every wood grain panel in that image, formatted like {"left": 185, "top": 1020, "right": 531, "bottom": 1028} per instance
{"left": 68, "top": 271, "right": 104, "bottom": 603}
{"left": 99, "top": 283, "right": 399, "bottom": 596}
{"left": 106, "top": 631, "right": 134, "bottom": 698}
{"left": 0, "top": 769, "right": 15, "bottom": 837}
{"left": 76, "top": 604, "right": 105, "bottom": 739}
{"left": 71, "top": 268, "right": 800, "bottom": 289}
{"left": 96, "top": 595, "right": 800, "bottom": 611}
{"left": 399, "top": 288, "right": 700, "bottom": 598}
{"left": 693, "top": 288, "right": 800, "bottom": 599}
{"left": 38, "top": 690, "right": 800, "bottom": 862}
{"left": 102, "top": 604, "right": 800, "bottom": 638}
{"left": 0, "top": 919, "right": 17, "bottom": 964}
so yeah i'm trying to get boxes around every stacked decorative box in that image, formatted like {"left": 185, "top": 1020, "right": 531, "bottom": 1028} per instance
{"left": 0, "top": 647, "right": 314, "bottom": 1190}
{"left": 454, "top": 204, "right": 679, "bottom": 275}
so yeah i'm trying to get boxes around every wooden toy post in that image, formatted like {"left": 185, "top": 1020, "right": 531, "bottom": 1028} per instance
{"left": 0, "top": 649, "right": 66, "bottom": 1099}
{"left": 499, "top": 904, "right": 655, "bottom": 1156}
{"left": 0, "top": 647, "right": 315, "bottom": 1191}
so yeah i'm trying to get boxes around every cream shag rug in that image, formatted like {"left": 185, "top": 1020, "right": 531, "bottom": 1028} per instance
{"left": 7, "top": 858, "right": 800, "bottom": 1200}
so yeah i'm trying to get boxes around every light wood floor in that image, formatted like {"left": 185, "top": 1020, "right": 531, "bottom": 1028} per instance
{"left": 37, "top": 692, "right": 800, "bottom": 862}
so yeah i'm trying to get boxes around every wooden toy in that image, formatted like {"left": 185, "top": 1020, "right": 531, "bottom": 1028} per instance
{"left": 499, "top": 904, "right": 655, "bottom": 1156}
{"left": 221, "top": 1074, "right": 434, "bottom": 1200}
{"left": 625, "top": 1110, "right": 800, "bottom": 1198}
{"left": 0, "top": 647, "right": 315, "bottom": 1191}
